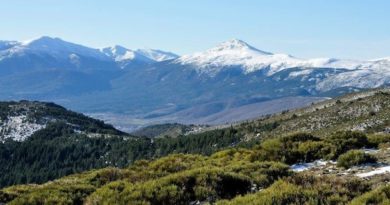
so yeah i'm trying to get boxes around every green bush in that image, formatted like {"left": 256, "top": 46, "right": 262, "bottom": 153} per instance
{"left": 368, "top": 134, "right": 390, "bottom": 147}
{"left": 337, "top": 150, "right": 377, "bottom": 168}
{"left": 209, "top": 148, "right": 254, "bottom": 166}
{"left": 255, "top": 133, "right": 325, "bottom": 164}
{"left": 216, "top": 180, "right": 318, "bottom": 205}
{"left": 225, "top": 161, "right": 291, "bottom": 189}
{"left": 349, "top": 185, "right": 390, "bottom": 205}
{"left": 297, "top": 141, "right": 333, "bottom": 161}
{"left": 287, "top": 173, "right": 370, "bottom": 204}
{"left": 326, "top": 131, "right": 369, "bottom": 158}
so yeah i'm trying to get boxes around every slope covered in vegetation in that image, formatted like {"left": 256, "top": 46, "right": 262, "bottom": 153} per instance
{"left": 0, "top": 102, "right": 241, "bottom": 188}
{"left": 0, "top": 124, "right": 241, "bottom": 188}
{"left": 1, "top": 88, "right": 389, "bottom": 204}
{"left": 2, "top": 130, "right": 390, "bottom": 204}
{"left": 235, "top": 88, "right": 390, "bottom": 139}
{"left": 131, "top": 123, "right": 205, "bottom": 138}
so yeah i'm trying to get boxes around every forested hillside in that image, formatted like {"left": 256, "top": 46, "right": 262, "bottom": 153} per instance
{"left": 0, "top": 102, "right": 241, "bottom": 187}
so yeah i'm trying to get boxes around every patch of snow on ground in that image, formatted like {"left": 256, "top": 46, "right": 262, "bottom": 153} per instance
{"left": 288, "top": 69, "right": 313, "bottom": 78}
{"left": 0, "top": 115, "right": 45, "bottom": 141}
{"left": 290, "top": 160, "right": 333, "bottom": 172}
{"left": 356, "top": 165, "right": 390, "bottom": 178}
{"left": 362, "top": 148, "right": 380, "bottom": 154}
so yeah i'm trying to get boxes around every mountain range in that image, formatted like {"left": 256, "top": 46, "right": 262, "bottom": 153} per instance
{"left": 0, "top": 36, "right": 389, "bottom": 131}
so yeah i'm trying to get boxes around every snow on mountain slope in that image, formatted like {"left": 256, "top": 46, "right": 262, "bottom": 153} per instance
{"left": 136, "top": 48, "right": 179, "bottom": 62}
{"left": 0, "top": 101, "right": 126, "bottom": 142}
{"left": 316, "top": 58, "right": 390, "bottom": 91}
{"left": 0, "top": 41, "right": 20, "bottom": 60}
{"left": 176, "top": 39, "right": 296, "bottom": 75}
{"left": 3, "top": 36, "right": 111, "bottom": 61}
{"left": 175, "top": 39, "right": 313, "bottom": 75}
{"left": 101, "top": 46, "right": 179, "bottom": 68}
{"left": 175, "top": 39, "right": 390, "bottom": 77}
{"left": 0, "top": 37, "right": 179, "bottom": 69}
{"left": 101, "top": 45, "right": 154, "bottom": 67}
{"left": 0, "top": 36, "right": 388, "bottom": 92}
{"left": 101, "top": 45, "right": 151, "bottom": 62}
{"left": 0, "top": 115, "right": 45, "bottom": 142}
{"left": 1, "top": 36, "right": 388, "bottom": 76}
{"left": 0, "top": 41, "right": 20, "bottom": 51}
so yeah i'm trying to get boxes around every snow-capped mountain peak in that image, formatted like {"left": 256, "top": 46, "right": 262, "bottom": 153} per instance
{"left": 175, "top": 39, "right": 390, "bottom": 77}
{"left": 22, "top": 36, "right": 63, "bottom": 46}
{"left": 136, "top": 48, "right": 179, "bottom": 62}
{"left": 101, "top": 45, "right": 136, "bottom": 60}
{"left": 214, "top": 39, "right": 251, "bottom": 50}
{"left": 101, "top": 46, "right": 179, "bottom": 66}
{"left": 211, "top": 39, "right": 272, "bottom": 55}
{"left": 175, "top": 39, "right": 299, "bottom": 75}
{"left": 8, "top": 36, "right": 110, "bottom": 60}
{"left": 101, "top": 45, "right": 155, "bottom": 68}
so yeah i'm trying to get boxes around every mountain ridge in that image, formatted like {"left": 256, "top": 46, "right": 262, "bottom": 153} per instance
{"left": 3, "top": 36, "right": 390, "bottom": 72}
{"left": 0, "top": 36, "right": 389, "bottom": 131}
{"left": 1, "top": 36, "right": 179, "bottom": 66}
{"left": 175, "top": 39, "right": 390, "bottom": 77}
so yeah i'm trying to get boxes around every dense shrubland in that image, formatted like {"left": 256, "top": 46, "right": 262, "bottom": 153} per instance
{"left": 252, "top": 131, "right": 373, "bottom": 164}
{"left": 3, "top": 131, "right": 390, "bottom": 204}
{"left": 217, "top": 175, "right": 371, "bottom": 205}
{"left": 350, "top": 185, "right": 390, "bottom": 205}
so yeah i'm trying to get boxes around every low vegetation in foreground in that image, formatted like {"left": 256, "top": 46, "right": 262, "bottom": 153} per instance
{"left": 2, "top": 130, "right": 390, "bottom": 205}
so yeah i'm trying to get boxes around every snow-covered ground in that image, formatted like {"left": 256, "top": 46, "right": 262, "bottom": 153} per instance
{"left": 0, "top": 115, "right": 45, "bottom": 142}
{"left": 362, "top": 148, "right": 380, "bottom": 154}
{"left": 290, "top": 160, "right": 335, "bottom": 172}
{"left": 289, "top": 148, "right": 390, "bottom": 179}
{"left": 356, "top": 165, "right": 390, "bottom": 178}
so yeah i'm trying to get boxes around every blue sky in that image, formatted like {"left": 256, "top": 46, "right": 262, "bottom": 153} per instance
{"left": 1, "top": 0, "right": 389, "bottom": 59}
